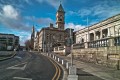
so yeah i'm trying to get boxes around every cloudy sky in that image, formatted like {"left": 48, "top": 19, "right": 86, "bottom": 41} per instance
{"left": 0, "top": 0, "right": 120, "bottom": 46}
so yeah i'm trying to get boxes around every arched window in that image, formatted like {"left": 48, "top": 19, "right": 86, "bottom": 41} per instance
{"left": 59, "top": 15, "right": 62, "bottom": 21}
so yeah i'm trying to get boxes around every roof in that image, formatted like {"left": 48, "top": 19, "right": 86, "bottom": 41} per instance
{"left": 75, "top": 13, "right": 120, "bottom": 33}
{"left": 57, "top": 4, "right": 65, "bottom": 12}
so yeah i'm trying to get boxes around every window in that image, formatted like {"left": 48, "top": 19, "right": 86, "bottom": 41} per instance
{"left": 59, "top": 15, "right": 62, "bottom": 21}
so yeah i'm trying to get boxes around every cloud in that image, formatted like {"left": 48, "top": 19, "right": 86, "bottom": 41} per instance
{"left": 0, "top": 4, "right": 55, "bottom": 45}
{"left": 78, "top": 9, "right": 91, "bottom": 17}
{"left": 18, "top": 31, "right": 31, "bottom": 46}
{"left": 0, "top": 5, "right": 31, "bottom": 31}
{"left": 36, "top": 0, "right": 64, "bottom": 9}
{"left": 68, "top": 0, "right": 120, "bottom": 19}
{"left": 37, "top": 17, "right": 54, "bottom": 26}
{"left": 67, "top": 11, "right": 78, "bottom": 16}
{"left": 0, "top": 0, "right": 31, "bottom": 8}
{"left": 65, "top": 23, "right": 85, "bottom": 31}
{"left": 2, "top": 5, "right": 18, "bottom": 19}
{"left": 25, "top": 16, "right": 55, "bottom": 27}
{"left": 92, "top": 4, "right": 120, "bottom": 18}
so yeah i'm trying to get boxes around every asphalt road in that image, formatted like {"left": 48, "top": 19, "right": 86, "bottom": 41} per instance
{"left": 0, "top": 51, "right": 63, "bottom": 80}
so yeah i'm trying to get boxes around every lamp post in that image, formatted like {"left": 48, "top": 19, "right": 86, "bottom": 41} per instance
{"left": 43, "top": 28, "right": 46, "bottom": 53}
{"left": 68, "top": 28, "right": 78, "bottom": 80}
{"left": 70, "top": 28, "right": 73, "bottom": 66}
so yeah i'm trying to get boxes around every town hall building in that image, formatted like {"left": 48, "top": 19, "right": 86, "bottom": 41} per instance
{"left": 32, "top": 4, "right": 74, "bottom": 53}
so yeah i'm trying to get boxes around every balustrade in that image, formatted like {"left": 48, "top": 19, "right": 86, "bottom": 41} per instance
{"left": 73, "top": 43, "right": 85, "bottom": 49}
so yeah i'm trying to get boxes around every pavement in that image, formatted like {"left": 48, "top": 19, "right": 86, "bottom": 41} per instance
{"left": 0, "top": 51, "right": 16, "bottom": 61}
{"left": 52, "top": 53, "right": 120, "bottom": 80}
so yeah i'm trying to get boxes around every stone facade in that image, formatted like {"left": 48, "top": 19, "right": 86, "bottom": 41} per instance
{"left": 38, "top": 25, "right": 66, "bottom": 52}
{"left": 0, "top": 33, "right": 19, "bottom": 51}
{"left": 76, "top": 14, "right": 120, "bottom": 44}
{"left": 73, "top": 14, "right": 120, "bottom": 69}
{"left": 34, "top": 4, "right": 72, "bottom": 52}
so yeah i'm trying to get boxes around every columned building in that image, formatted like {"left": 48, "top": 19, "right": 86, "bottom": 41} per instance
{"left": 72, "top": 14, "right": 120, "bottom": 68}
{"left": 75, "top": 14, "right": 120, "bottom": 48}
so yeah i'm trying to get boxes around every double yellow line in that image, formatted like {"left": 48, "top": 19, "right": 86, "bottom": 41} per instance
{"left": 47, "top": 57, "right": 61, "bottom": 80}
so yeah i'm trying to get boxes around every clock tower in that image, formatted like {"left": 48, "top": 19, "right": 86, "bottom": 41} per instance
{"left": 56, "top": 4, "right": 65, "bottom": 30}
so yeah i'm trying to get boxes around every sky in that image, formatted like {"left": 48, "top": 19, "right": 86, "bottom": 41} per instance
{"left": 0, "top": 0, "right": 120, "bottom": 46}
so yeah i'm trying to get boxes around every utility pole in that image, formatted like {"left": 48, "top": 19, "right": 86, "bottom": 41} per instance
{"left": 87, "top": 17, "right": 89, "bottom": 42}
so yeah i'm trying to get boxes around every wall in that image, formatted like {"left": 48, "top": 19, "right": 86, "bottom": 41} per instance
{"left": 72, "top": 46, "right": 120, "bottom": 68}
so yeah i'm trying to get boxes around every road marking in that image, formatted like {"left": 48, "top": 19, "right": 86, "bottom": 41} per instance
{"left": 14, "top": 56, "right": 22, "bottom": 59}
{"left": 50, "top": 59, "right": 58, "bottom": 80}
{"left": 7, "top": 62, "right": 27, "bottom": 70}
{"left": 46, "top": 56, "right": 61, "bottom": 80}
{"left": 13, "top": 77, "right": 32, "bottom": 80}
{"left": 56, "top": 64, "right": 61, "bottom": 80}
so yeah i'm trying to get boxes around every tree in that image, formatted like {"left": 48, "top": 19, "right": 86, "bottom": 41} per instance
{"left": 24, "top": 40, "right": 32, "bottom": 50}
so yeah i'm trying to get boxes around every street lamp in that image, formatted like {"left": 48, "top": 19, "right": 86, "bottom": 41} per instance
{"left": 69, "top": 28, "right": 73, "bottom": 66}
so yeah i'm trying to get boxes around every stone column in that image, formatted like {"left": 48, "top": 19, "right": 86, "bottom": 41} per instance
{"left": 86, "top": 34, "right": 87, "bottom": 42}
{"left": 94, "top": 31, "right": 96, "bottom": 40}
{"left": 107, "top": 27, "right": 111, "bottom": 37}
{"left": 113, "top": 26, "right": 116, "bottom": 36}
{"left": 109, "top": 38, "right": 114, "bottom": 47}
{"left": 85, "top": 42, "right": 88, "bottom": 48}
{"left": 76, "top": 36, "right": 79, "bottom": 43}
{"left": 100, "top": 29, "right": 103, "bottom": 39}
{"left": 88, "top": 32, "right": 90, "bottom": 42}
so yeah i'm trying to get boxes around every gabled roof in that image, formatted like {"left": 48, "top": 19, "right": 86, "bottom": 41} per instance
{"left": 57, "top": 4, "right": 65, "bottom": 12}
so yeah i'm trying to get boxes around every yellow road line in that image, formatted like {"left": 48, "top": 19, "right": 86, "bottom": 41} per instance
{"left": 47, "top": 57, "right": 58, "bottom": 80}
{"left": 43, "top": 55, "right": 62, "bottom": 80}
{"left": 47, "top": 56, "right": 62, "bottom": 80}
{"left": 51, "top": 59, "right": 58, "bottom": 80}
{"left": 56, "top": 64, "right": 61, "bottom": 80}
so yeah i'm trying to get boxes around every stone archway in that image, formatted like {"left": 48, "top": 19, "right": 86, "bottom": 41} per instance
{"left": 81, "top": 38, "right": 84, "bottom": 43}
{"left": 96, "top": 31, "right": 100, "bottom": 40}
{"left": 90, "top": 33, "right": 94, "bottom": 41}
{"left": 102, "top": 29, "right": 108, "bottom": 38}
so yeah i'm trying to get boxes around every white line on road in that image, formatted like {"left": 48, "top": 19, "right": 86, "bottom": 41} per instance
{"left": 13, "top": 77, "right": 32, "bottom": 80}
{"left": 7, "top": 62, "right": 27, "bottom": 70}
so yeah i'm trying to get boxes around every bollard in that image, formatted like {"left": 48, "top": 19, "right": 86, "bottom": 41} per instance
{"left": 58, "top": 58, "right": 59, "bottom": 62}
{"left": 55, "top": 56, "right": 56, "bottom": 60}
{"left": 53, "top": 55, "right": 54, "bottom": 59}
{"left": 66, "top": 62, "right": 71, "bottom": 69}
{"left": 49, "top": 54, "right": 51, "bottom": 57}
{"left": 68, "top": 66, "right": 78, "bottom": 80}
{"left": 62, "top": 60, "right": 64, "bottom": 65}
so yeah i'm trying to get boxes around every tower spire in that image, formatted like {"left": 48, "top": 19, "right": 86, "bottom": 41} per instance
{"left": 57, "top": 2, "right": 65, "bottom": 12}
{"left": 60, "top": 0, "right": 61, "bottom": 4}
{"left": 56, "top": 2, "right": 65, "bottom": 30}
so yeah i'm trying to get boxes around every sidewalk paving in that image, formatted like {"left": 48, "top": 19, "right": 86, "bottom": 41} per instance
{"left": 52, "top": 53, "right": 120, "bottom": 80}
{"left": 0, "top": 51, "right": 16, "bottom": 61}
